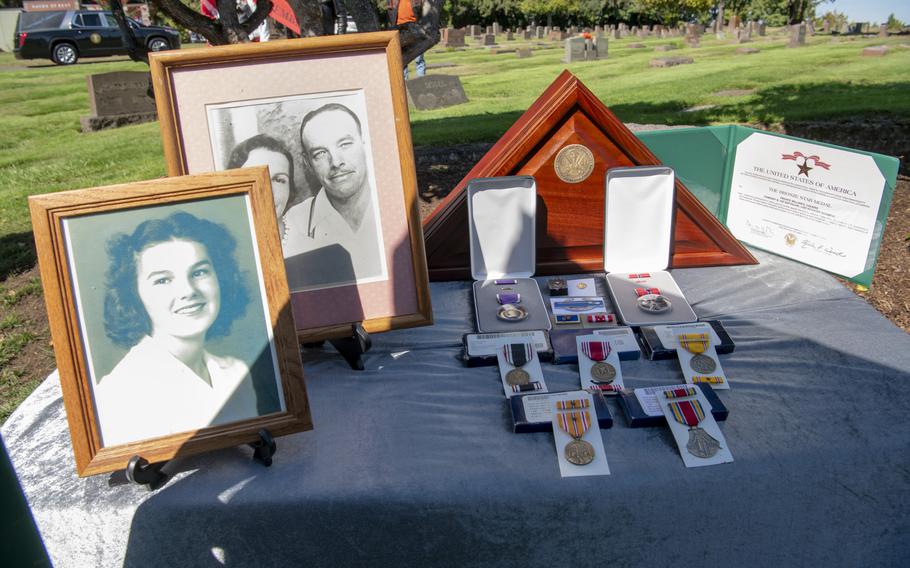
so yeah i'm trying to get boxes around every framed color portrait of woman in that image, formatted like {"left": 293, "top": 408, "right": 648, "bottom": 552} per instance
{"left": 149, "top": 31, "right": 432, "bottom": 343}
{"left": 29, "top": 168, "right": 311, "bottom": 477}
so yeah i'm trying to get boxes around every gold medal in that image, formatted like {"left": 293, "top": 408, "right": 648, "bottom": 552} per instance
{"left": 505, "top": 368, "right": 531, "bottom": 386}
{"left": 679, "top": 333, "right": 717, "bottom": 374}
{"left": 590, "top": 362, "right": 616, "bottom": 384}
{"left": 554, "top": 144, "right": 595, "bottom": 184}
{"left": 556, "top": 409, "right": 595, "bottom": 465}
{"left": 564, "top": 439, "right": 596, "bottom": 465}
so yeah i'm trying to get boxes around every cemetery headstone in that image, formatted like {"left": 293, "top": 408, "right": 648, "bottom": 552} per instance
{"left": 823, "top": 20, "right": 830, "bottom": 33}
{"left": 628, "top": 43, "right": 646, "bottom": 49}
{"left": 879, "top": 23, "right": 889, "bottom": 37}
{"left": 757, "top": 22, "right": 766, "bottom": 36}
{"left": 654, "top": 44, "right": 678, "bottom": 51}
{"left": 516, "top": 48, "right": 533, "bottom": 58}
{"left": 80, "top": 71, "right": 157, "bottom": 133}
{"left": 493, "top": 22, "right": 501, "bottom": 36}
{"left": 862, "top": 45, "right": 888, "bottom": 56}
{"left": 537, "top": 27, "right": 545, "bottom": 39}
{"left": 650, "top": 56, "right": 694, "bottom": 67}
{"left": 523, "top": 30, "right": 531, "bottom": 40}
{"left": 788, "top": 23, "right": 806, "bottom": 47}
{"left": 564, "top": 37, "right": 586, "bottom": 62}
{"left": 486, "top": 25, "right": 493, "bottom": 35}
{"left": 736, "top": 47, "right": 759, "bottom": 54}
{"left": 506, "top": 31, "right": 513, "bottom": 41}
{"left": 483, "top": 33, "right": 496, "bottom": 46}
{"left": 442, "top": 28, "right": 466, "bottom": 48}
{"left": 469, "top": 25, "right": 480, "bottom": 37}
{"left": 406, "top": 75, "right": 469, "bottom": 110}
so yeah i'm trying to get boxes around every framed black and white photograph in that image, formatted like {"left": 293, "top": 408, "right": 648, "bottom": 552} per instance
{"left": 207, "top": 90, "right": 387, "bottom": 293}
{"left": 29, "top": 168, "right": 311, "bottom": 476}
{"left": 150, "top": 32, "right": 432, "bottom": 342}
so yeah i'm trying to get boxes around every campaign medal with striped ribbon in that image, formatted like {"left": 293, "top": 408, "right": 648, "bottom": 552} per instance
{"left": 581, "top": 340, "right": 616, "bottom": 384}
{"left": 503, "top": 343, "right": 534, "bottom": 386}
{"left": 666, "top": 395, "right": 721, "bottom": 459}
{"left": 556, "top": 408, "right": 595, "bottom": 465}
{"left": 678, "top": 333, "right": 717, "bottom": 374}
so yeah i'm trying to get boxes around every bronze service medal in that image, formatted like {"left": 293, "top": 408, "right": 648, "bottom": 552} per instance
{"left": 581, "top": 340, "right": 616, "bottom": 384}
{"left": 664, "top": 388, "right": 722, "bottom": 459}
{"left": 555, "top": 404, "right": 595, "bottom": 465}
{"left": 503, "top": 343, "right": 534, "bottom": 386}
{"left": 678, "top": 333, "right": 717, "bottom": 374}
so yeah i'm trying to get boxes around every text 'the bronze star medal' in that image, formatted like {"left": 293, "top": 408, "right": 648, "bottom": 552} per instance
{"left": 554, "top": 144, "right": 595, "bottom": 184}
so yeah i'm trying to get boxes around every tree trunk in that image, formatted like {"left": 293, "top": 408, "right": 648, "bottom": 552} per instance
{"left": 151, "top": 0, "right": 272, "bottom": 45}
{"left": 345, "top": 0, "right": 380, "bottom": 33}
{"left": 107, "top": 0, "right": 148, "bottom": 64}
{"left": 395, "top": 0, "right": 442, "bottom": 65}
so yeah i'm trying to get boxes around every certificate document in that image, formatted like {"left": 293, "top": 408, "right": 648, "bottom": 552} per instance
{"left": 726, "top": 133, "right": 885, "bottom": 278}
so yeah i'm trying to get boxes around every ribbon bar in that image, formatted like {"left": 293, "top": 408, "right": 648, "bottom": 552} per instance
{"left": 664, "top": 387, "right": 698, "bottom": 400}
{"left": 634, "top": 287, "right": 661, "bottom": 297}
{"left": 503, "top": 343, "right": 533, "bottom": 368}
{"left": 494, "top": 279, "right": 517, "bottom": 285}
{"left": 693, "top": 376, "right": 725, "bottom": 384}
{"left": 678, "top": 332, "right": 710, "bottom": 354}
{"left": 497, "top": 292, "right": 521, "bottom": 305}
{"left": 511, "top": 382, "right": 543, "bottom": 393}
{"left": 555, "top": 399, "right": 590, "bottom": 411}
{"left": 628, "top": 273, "right": 651, "bottom": 279}
{"left": 581, "top": 340, "right": 612, "bottom": 362}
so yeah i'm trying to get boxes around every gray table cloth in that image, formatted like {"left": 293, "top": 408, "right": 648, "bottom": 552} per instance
{"left": 4, "top": 250, "right": 910, "bottom": 567}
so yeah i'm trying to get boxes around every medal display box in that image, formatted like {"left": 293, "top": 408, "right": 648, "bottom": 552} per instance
{"left": 468, "top": 176, "right": 551, "bottom": 333}
{"left": 510, "top": 390, "right": 613, "bottom": 433}
{"left": 461, "top": 331, "right": 553, "bottom": 367}
{"left": 638, "top": 320, "right": 735, "bottom": 361}
{"left": 550, "top": 327, "right": 641, "bottom": 365}
{"left": 602, "top": 166, "right": 698, "bottom": 327}
{"left": 617, "top": 383, "right": 728, "bottom": 428}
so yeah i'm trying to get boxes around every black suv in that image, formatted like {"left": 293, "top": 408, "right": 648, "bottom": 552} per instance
{"left": 14, "top": 10, "right": 181, "bottom": 65}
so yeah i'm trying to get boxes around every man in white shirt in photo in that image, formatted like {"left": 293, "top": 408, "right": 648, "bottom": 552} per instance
{"left": 283, "top": 102, "right": 385, "bottom": 290}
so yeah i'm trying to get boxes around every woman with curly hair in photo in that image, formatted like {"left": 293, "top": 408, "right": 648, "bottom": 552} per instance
{"left": 93, "top": 211, "right": 259, "bottom": 446}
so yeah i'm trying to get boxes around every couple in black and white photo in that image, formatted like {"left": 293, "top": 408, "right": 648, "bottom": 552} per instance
{"left": 211, "top": 92, "right": 387, "bottom": 292}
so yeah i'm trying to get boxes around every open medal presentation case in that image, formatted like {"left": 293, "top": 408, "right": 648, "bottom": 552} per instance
{"left": 469, "top": 176, "right": 551, "bottom": 333}
{"left": 603, "top": 166, "right": 698, "bottom": 327}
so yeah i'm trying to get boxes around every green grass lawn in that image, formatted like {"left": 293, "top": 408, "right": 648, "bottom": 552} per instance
{"left": 0, "top": 30, "right": 907, "bottom": 274}
{"left": 0, "top": 30, "right": 908, "bottom": 422}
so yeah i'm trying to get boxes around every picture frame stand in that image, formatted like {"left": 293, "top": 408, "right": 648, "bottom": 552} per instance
{"left": 249, "top": 429, "right": 277, "bottom": 467}
{"left": 328, "top": 323, "right": 372, "bottom": 371}
{"left": 125, "top": 456, "right": 168, "bottom": 491}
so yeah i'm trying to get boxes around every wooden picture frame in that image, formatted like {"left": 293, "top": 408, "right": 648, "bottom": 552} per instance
{"left": 150, "top": 32, "right": 432, "bottom": 342}
{"left": 29, "top": 168, "right": 312, "bottom": 477}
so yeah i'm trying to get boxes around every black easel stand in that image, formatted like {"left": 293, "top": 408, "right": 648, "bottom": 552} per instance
{"left": 123, "top": 429, "right": 277, "bottom": 490}
{"left": 126, "top": 456, "right": 168, "bottom": 491}
{"left": 327, "top": 322, "right": 372, "bottom": 371}
{"left": 249, "top": 429, "right": 277, "bottom": 467}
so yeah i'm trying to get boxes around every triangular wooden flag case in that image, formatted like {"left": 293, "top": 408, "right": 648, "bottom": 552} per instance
{"left": 422, "top": 71, "right": 756, "bottom": 280}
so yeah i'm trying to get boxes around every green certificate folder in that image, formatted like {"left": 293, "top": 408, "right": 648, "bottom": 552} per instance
{"left": 636, "top": 125, "right": 899, "bottom": 286}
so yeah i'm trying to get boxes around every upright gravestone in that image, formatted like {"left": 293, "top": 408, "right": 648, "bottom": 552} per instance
{"left": 879, "top": 23, "right": 889, "bottom": 37}
{"left": 549, "top": 30, "right": 568, "bottom": 41}
{"left": 406, "top": 75, "right": 469, "bottom": 110}
{"left": 516, "top": 47, "right": 533, "bottom": 58}
{"left": 613, "top": 28, "right": 621, "bottom": 40}
{"left": 522, "top": 29, "right": 531, "bottom": 40}
{"left": 80, "top": 71, "right": 157, "bottom": 132}
{"left": 469, "top": 25, "right": 480, "bottom": 37}
{"left": 506, "top": 30, "right": 513, "bottom": 41}
{"left": 564, "top": 37, "right": 586, "bottom": 62}
{"left": 483, "top": 33, "right": 496, "bottom": 46}
{"left": 757, "top": 22, "right": 766, "bottom": 36}
{"left": 823, "top": 20, "right": 830, "bottom": 34}
{"left": 493, "top": 22, "right": 501, "bottom": 36}
{"left": 716, "top": 5, "right": 725, "bottom": 38}
{"left": 594, "top": 36, "right": 607, "bottom": 59}
{"left": 442, "top": 28, "right": 466, "bottom": 48}
{"left": 485, "top": 25, "right": 493, "bottom": 35}
{"left": 806, "top": 20, "right": 815, "bottom": 36}
{"left": 788, "top": 23, "right": 806, "bottom": 47}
